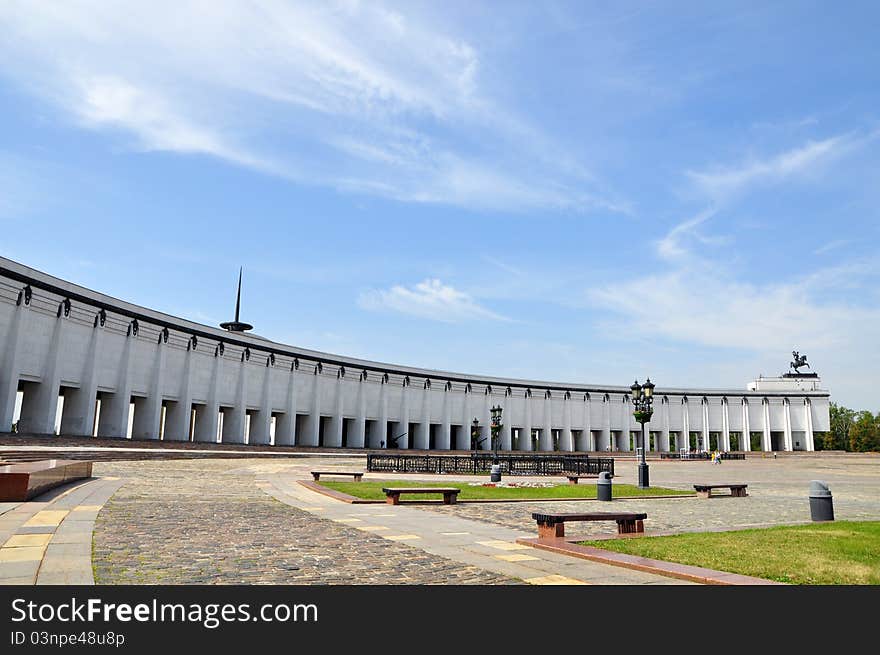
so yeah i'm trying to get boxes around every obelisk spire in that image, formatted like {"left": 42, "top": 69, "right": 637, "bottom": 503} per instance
{"left": 234, "top": 267, "right": 243, "bottom": 323}
{"left": 219, "top": 267, "right": 254, "bottom": 332}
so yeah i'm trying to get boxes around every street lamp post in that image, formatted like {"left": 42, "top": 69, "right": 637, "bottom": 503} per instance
{"left": 630, "top": 378, "right": 655, "bottom": 489}
{"left": 471, "top": 418, "right": 484, "bottom": 455}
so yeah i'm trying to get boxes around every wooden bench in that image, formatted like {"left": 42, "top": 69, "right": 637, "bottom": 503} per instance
{"left": 693, "top": 483, "right": 748, "bottom": 498}
{"left": 0, "top": 459, "right": 93, "bottom": 501}
{"left": 532, "top": 511, "right": 647, "bottom": 539}
{"left": 564, "top": 474, "right": 599, "bottom": 485}
{"left": 382, "top": 487, "right": 460, "bottom": 505}
{"left": 311, "top": 471, "right": 364, "bottom": 482}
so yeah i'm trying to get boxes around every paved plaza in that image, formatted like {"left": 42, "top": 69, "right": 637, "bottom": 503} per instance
{"left": 1, "top": 452, "right": 878, "bottom": 585}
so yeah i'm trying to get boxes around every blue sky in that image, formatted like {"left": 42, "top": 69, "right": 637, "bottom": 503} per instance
{"left": 1, "top": 1, "right": 878, "bottom": 408}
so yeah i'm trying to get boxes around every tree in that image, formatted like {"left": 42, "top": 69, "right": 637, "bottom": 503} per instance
{"left": 826, "top": 402, "right": 857, "bottom": 451}
{"left": 849, "top": 411, "right": 880, "bottom": 453}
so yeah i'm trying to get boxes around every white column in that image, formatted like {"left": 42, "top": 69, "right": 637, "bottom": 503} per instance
{"left": 274, "top": 361, "right": 298, "bottom": 446}
{"left": 541, "top": 391, "right": 553, "bottom": 451}
{"left": 721, "top": 398, "right": 731, "bottom": 452}
{"left": 18, "top": 309, "right": 66, "bottom": 435}
{"left": 103, "top": 324, "right": 133, "bottom": 438}
{"left": 223, "top": 354, "right": 249, "bottom": 444}
{"left": 701, "top": 399, "right": 710, "bottom": 453}
{"left": 481, "top": 389, "right": 491, "bottom": 451}
{"left": 165, "top": 342, "right": 195, "bottom": 442}
{"left": 783, "top": 398, "right": 793, "bottom": 451}
{"left": 522, "top": 391, "right": 533, "bottom": 451}
{"left": 328, "top": 370, "right": 344, "bottom": 448}
{"left": 416, "top": 381, "right": 430, "bottom": 450}
{"left": 501, "top": 391, "right": 512, "bottom": 450}
{"left": 762, "top": 399, "right": 772, "bottom": 452}
{"left": 249, "top": 359, "right": 274, "bottom": 445}
{"left": 741, "top": 400, "right": 751, "bottom": 452}
{"left": 562, "top": 393, "right": 573, "bottom": 452}
{"left": 0, "top": 297, "right": 30, "bottom": 431}
{"left": 61, "top": 312, "right": 105, "bottom": 436}
{"left": 461, "top": 386, "right": 473, "bottom": 450}
{"left": 620, "top": 399, "right": 632, "bottom": 452}
{"left": 399, "top": 380, "right": 410, "bottom": 449}
{"left": 805, "top": 399, "right": 815, "bottom": 451}
{"left": 98, "top": 322, "right": 137, "bottom": 439}
{"left": 660, "top": 399, "right": 671, "bottom": 453}
{"left": 194, "top": 348, "right": 222, "bottom": 443}
{"left": 306, "top": 364, "right": 322, "bottom": 446}
{"left": 376, "top": 375, "right": 388, "bottom": 448}
{"left": 439, "top": 382, "right": 451, "bottom": 450}
{"left": 581, "top": 395, "right": 592, "bottom": 451}
{"left": 351, "top": 372, "right": 366, "bottom": 449}
{"left": 131, "top": 332, "right": 167, "bottom": 440}
{"left": 601, "top": 396, "right": 611, "bottom": 452}
{"left": 681, "top": 401, "right": 690, "bottom": 452}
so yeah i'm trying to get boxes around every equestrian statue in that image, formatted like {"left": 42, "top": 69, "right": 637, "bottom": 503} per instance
{"left": 790, "top": 350, "right": 810, "bottom": 374}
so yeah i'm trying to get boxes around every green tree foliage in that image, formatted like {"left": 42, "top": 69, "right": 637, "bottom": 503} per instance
{"left": 849, "top": 411, "right": 880, "bottom": 453}
{"left": 825, "top": 402, "right": 857, "bottom": 451}
{"left": 821, "top": 403, "right": 879, "bottom": 452}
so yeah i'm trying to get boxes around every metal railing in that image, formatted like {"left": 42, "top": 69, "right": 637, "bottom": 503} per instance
{"left": 366, "top": 453, "right": 614, "bottom": 476}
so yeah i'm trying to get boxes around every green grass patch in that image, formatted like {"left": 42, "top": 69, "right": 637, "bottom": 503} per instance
{"left": 579, "top": 521, "right": 880, "bottom": 585}
{"left": 318, "top": 479, "right": 687, "bottom": 501}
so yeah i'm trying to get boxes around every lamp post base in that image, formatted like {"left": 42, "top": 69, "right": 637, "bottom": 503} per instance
{"left": 638, "top": 463, "right": 650, "bottom": 489}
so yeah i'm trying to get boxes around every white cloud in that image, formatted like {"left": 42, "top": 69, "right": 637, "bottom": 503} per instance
{"left": 0, "top": 0, "right": 615, "bottom": 212}
{"left": 686, "top": 135, "right": 849, "bottom": 201}
{"left": 358, "top": 279, "right": 508, "bottom": 322}
{"left": 656, "top": 207, "right": 719, "bottom": 260}
{"left": 813, "top": 239, "right": 849, "bottom": 255}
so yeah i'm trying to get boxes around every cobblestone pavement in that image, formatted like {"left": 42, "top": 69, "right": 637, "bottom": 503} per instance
{"left": 92, "top": 459, "right": 515, "bottom": 585}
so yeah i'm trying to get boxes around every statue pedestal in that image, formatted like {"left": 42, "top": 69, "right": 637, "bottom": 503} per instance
{"left": 748, "top": 375, "right": 822, "bottom": 392}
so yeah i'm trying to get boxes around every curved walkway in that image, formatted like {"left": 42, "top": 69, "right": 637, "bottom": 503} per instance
{"left": 0, "top": 475, "right": 123, "bottom": 584}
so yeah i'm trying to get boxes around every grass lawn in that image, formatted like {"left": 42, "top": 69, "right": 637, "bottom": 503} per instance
{"left": 579, "top": 521, "right": 880, "bottom": 585}
{"left": 318, "top": 479, "right": 688, "bottom": 501}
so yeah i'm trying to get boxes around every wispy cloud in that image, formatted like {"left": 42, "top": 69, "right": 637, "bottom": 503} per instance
{"left": 589, "top": 264, "right": 880, "bottom": 352}
{"left": 814, "top": 239, "right": 850, "bottom": 255}
{"left": 686, "top": 135, "right": 853, "bottom": 202}
{"left": 358, "top": 279, "right": 508, "bottom": 323}
{"left": 656, "top": 207, "right": 719, "bottom": 260}
{"left": 0, "top": 1, "right": 619, "bottom": 212}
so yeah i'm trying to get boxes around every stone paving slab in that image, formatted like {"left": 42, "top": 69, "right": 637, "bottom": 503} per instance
{"left": 0, "top": 476, "right": 123, "bottom": 585}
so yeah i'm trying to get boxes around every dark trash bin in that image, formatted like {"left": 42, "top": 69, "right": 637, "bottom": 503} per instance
{"left": 598, "top": 471, "right": 612, "bottom": 502}
{"left": 809, "top": 480, "right": 834, "bottom": 522}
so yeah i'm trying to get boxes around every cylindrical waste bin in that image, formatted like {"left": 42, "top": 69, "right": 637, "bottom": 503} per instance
{"left": 809, "top": 480, "right": 834, "bottom": 521}
{"left": 490, "top": 464, "right": 502, "bottom": 483}
{"left": 597, "top": 471, "right": 612, "bottom": 501}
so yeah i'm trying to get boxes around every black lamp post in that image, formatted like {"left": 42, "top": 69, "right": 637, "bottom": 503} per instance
{"left": 490, "top": 405, "right": 503, "bottom": 464}
{"left": 630, "top": 378, "right": 655, "bottom": 489}
{"left": 471, "top": 418, "right": 485, "bottom": 455}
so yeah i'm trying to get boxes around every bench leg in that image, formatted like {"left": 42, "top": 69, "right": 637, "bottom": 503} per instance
{"left": 568, "top": 478, "right": 578, "bottom": 485}
{"left": 312, "top": 474, "right": 320, "bottom": 482}
{"left": 443, "top": 493, "right": 457, "bottom": 505}
{"left": 354, "top": 474, "right": 363, "bottom": 482}
{"left": 386, "top": 494, "right": 400, "bottom": 505}
{"left": 617, "top": 519, "right": 644, "bottom": 534}
{"left": 696, "top": 490, "right": 710, "bottom": 499}
{"left": 538, "top": 522, "right": 564, "bottom": 539}
{"left": 732, "top": 488, "right": 747, "bottom": 497}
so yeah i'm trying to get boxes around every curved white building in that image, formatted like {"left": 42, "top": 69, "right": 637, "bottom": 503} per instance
{"left": 0, "top": 256, "right": 829, "bottom": 452}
